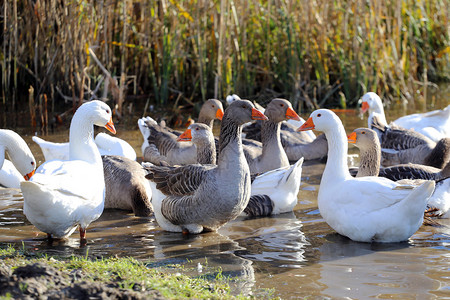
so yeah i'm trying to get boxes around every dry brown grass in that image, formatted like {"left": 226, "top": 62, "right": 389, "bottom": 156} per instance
{"left": 1, "top": 0, "right": 449, "bottom": 119}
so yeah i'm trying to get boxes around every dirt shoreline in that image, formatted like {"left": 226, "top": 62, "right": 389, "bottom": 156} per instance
{"left": 0, "top": 262, "right": 165, "bottom": 299}
{"left": 0, "top": 247, "right": 250, "bottom": 300}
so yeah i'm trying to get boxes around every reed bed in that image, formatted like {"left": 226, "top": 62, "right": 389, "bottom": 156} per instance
{"left": 1, "top": 0, "right": 449, "bottom": 122}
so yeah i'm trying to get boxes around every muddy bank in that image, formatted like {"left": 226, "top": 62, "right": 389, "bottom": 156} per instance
{"left": 0, "top": 262, "right": 164, "bottom": 299}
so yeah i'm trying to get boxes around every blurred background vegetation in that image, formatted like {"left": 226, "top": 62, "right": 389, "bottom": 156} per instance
{"left": 1, "top": 0, "right": 449, "bottom": 128}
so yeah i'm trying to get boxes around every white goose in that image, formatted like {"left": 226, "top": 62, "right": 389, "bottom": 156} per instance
{"left": 298, "top": 109, "right": 435, "bottom": 243}
{"left": 0, "top": 129, "right": 36, "bottom": 188}
{"left": 394, "top": 105, "right": 450, "bottom": 142}
{"left": 360, "top": 92, "right": 450, "bottom": 142}
{"left": 243, "top": 157, "right": 304, "bottom": 216}
{"left": 21, "top": 100, "right": 116, "bottom": 240}
{"left": 32, "top": 132, "right": 136, "bottom": 161}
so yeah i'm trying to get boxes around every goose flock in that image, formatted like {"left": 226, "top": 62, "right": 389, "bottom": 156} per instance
{"left": 0, "top": 92, "right": 448, "bottom": 244}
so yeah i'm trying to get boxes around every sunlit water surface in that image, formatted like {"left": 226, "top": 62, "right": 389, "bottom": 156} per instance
{"left": 0, "top": 90, "right": 449, "bottom": 298}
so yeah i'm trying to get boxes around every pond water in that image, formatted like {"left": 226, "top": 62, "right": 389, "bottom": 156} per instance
{"left": 0, "top": 90, "right": 449, "bottom": 298}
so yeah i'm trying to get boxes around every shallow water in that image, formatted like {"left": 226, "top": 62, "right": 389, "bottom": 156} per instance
{"left": 1, "top": 91, "right": 449, "bottom": 298}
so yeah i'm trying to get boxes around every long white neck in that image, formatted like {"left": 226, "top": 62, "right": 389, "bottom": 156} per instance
{"left": 321, "top": 122, "right": 351, "bottom": 186}
{"left": 0, "top": 130, "right": 35, "bottom": 174}
{"left": 368, "top": 101, "right": 387, "bottom": 127}
{"left": 69, "top": 110, "right": 102, "bottom": 165}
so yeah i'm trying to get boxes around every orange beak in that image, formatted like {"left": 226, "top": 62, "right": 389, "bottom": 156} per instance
{"left": 347, "top": 131, "right": 357, "bottom": 144}
{"left": 215, "top": 108, "right": 224, "bottom": 120}
{"left": 297, "top": 117, "right": 315, "bottom": 131}
{"left": 177, "top": 129, "right": 192, "bottom": 142}
{"left": 251, "top": 108, "right": 268, "bottom": 120}
{"left": 24, "top": 170, "right": 35, "bottom": 181}
{"left": 361, "top": 101, "right": 370, "bottom": 114}
{"left": 285, "top": 107, "right": 301, "bottom": 121}
{"left": 105, "top": 117, "right": 116, "bottom": 134}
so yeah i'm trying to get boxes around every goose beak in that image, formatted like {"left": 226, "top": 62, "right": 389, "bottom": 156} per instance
{"left": 251, "top": 108, "right": 268, "bottom": 120}
{"left": 297, "top": 117, "right": 315, "bottom": 131}
{"left": 361, "top": 101, "right": 370, "bottom": 114}
{"left": 285, "top": 107, "right": 301, "bottom": 121}
{"left": 347, "top": 132, "right": 357, "bottom": 144}
{"left": 24, "top": 170, "right": 35, "bottom": 181}
{"left": 177, "top": 129, "right": 192, "bottom": 142}
{"left": 215, "top": 108, "right": 224, "bottom": 120}
{"left": 105, "top": 117, "right": 116, "bottom": 134}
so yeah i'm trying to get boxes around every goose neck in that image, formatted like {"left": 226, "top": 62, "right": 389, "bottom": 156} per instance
{"left": 196, "top": 139, "right": 216, "bottom": 164}
{"left": 357, "top": 144, "right": 381, "bottom": 177}
{"left": 69, "top": 112, "right": 102, "bottom": 165}
{"left": 322, "top": 124, "right": 351, "bottom": 184}
{"left": 217, "top": 116, "right": 244, "bottom": 169}
{"left": 260, "top": 120, "right": 288, "bottom": 163}
{"left": 197, "top": 115, "right": 214, "bottom": 129}
{"left": 261, "top": 120, "right": 281, "bottom": 146}
{"left": 0, "top": 130, "right": 32, "bottom": 169}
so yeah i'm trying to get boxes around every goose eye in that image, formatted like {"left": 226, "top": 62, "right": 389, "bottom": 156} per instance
{"left": 106, "top": 109, "right": 110, "bottom": 114}
{"left": 242, "top": 105, "right": 246, "bottom": 108}
{"left": 195, "top": 128, "right": 199, "bottom": 131}
{"left": 212, "top": 105, "right": 215, "bottom": 108}
{"left": 280, "top": 104, "right": 284, "bottom": 107}
{"left": 317, "top": 113, "right": 322, "bottom": 117}
{"left": 361, "top": 131, "right": 366, "bottom": 134}
{"left": 31, "top": 162, "right": 34, "bottom": 165}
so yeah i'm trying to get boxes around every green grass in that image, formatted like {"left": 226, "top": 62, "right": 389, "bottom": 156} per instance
{"left": 0, "top": 245, "right": 273, "bottom": 299}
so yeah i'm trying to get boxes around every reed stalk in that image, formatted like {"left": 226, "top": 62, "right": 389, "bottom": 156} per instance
{"left": 0, "top": 0, "right": 448, "bottom": 120}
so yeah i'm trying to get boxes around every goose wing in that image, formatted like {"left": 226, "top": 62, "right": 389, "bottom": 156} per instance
{"left": 339, "top": 177, "right": 427, "bottom": 214}
{"left": 145, "top": 164, "right": 215, "bottom": 196}
{"left": 30, "top": 160, "right": 102, "bottom": 202}
{"left": 379, "top": 164, "right": 439, "bottom": 181}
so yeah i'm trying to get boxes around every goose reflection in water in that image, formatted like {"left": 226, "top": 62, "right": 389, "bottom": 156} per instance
{"left": 317, "top": 233, "right": 447, "bottom": 299}
{"left": 222, "top": 212, "right": 308, "bottom": 268}
{"left": 151, "top": 230, "right": 255, "bottom": 296}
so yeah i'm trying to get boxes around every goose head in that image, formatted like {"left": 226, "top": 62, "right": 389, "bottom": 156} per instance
{"left": 201, "top": 99, "right": 225, "bottom": 121}
{"left": 225, "top": 94, "right": 241, "bottom": 106}
{"left": 297, "top": 109, "right": 340, "bottom": 133}
{"left": 0, "top": 129, "right": 36, "bottom": 180}
{"left": 177, "top": 123, "right": 214, "bottom": 144}
{"left": 360, "top": 92, "right": 384, "bottom": 115}
{"left": 224, "top": 99, "right": 268, "bottom": 125}
{"left": 78, "top": 100, "right": 116, "bottom": 134}
{"left": 265, "top": 98, "right": 301, "bottom": 123}
{"left": 347, "top": 128, "right": 380, "bottom": 150}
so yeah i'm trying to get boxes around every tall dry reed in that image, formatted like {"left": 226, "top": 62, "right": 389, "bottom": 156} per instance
{"left": 1, "top": 0, "right": 449, "bottom": 119}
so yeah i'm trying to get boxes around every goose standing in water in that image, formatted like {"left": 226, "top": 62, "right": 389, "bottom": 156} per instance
{"left": 102, "top": 155, "right": 153, "bottom": 217}
{"left": 139, "top": 99, "right": 224, "bottom": 165}
{"left": 177, "top": 123, "right": 304, "bottom": 217}
{"left": 298, "top": 109, "right": 435, "bottom": 243}
{"left": 360, "top": 92, "right": 450, "bottom": 142}
{"left": 21, "top": 100, "right": 116, "bottom": 241}
{"left": 348, "top": 128, "right": 450, "bottom": 218}
{"left": 0, "top": 129, "right": 36, "bottom": 188}
{"left": 226, "top": 95, "right": 324, "bottom": 161}
{"left": 143, "top": 99, "right": 267, "bottom": 234}
{"left": 360, "top": 92, "right": 450, "bottom": 140}
{"left": 241, "top": 98, "right": 302, "bottom": 173}
{"left": 361, "top": 92, "right": 450, "bottom": 168}
{"left": 371, "top": 116, "right": 450, "bottom": 168}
